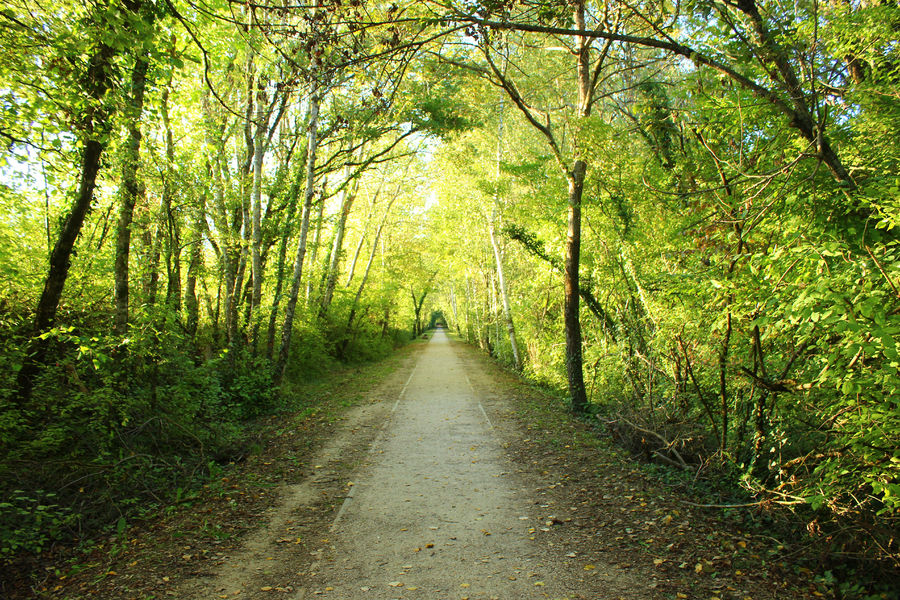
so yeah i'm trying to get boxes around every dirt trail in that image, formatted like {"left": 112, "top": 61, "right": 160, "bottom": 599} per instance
{"left": 178, "top": 328, "right": 630, "bottom": 600}
{"left": 303, "top": 327, "right": 580, "bottom": 599}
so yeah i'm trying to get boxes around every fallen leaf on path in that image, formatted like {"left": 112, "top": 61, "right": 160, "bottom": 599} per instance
{"left": 388, "top": 581, "right": 403, "bottom": 587}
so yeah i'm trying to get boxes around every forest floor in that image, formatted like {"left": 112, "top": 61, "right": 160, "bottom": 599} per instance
{"left": 9, "top": 331, "right": 828, "bottom": 600}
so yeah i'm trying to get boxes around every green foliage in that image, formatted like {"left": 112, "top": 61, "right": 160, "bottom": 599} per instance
{"left": 425, "top": 1, "right": 900, "bottom": 590}
{"left": 0, "top": 316, "right": 278, "bottom": 555}
{"left": 0, "top": 491, "right": 74, "bottom": 556}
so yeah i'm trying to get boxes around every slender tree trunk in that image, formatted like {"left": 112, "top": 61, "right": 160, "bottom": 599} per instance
{"left": 139, "top": 177, "right": 168, "bottom": 308}
{"left": 276, "top": 85, "right": 320, "bottom": 381}
{"left": 201, "top": 88, "right": 239, "bottom": 344}
{"left": 161, "top": 82, "right": 182, "bottom": 312}
{"left": 319, "top": 167, "right": 356, "bottom": 318}
{"left": 489, "top": 105, "right": 521, "bottom": 370}
{"left": 345, "top": 226, "right": 367, "bottom": 287}
{"left": 114, "top": 55, "right": 150, "bottom": 334}
{"left": 17, "top": 39, "right": 116, "bottom": 401}
{"left": 345, "top": 193, "right": 396, "bottom": 340}
{"left": 33, "top": 50, "right": 114, "bottom": 334}
{"left": 266, "top": 162, "right": 304, "bottom": 358}
{"left": 489, "top": 218, "right": 520, "bottom": 369}
{"left": 565, "top": 161, "right": 588, "bottom": 412}
{"left": 449, "top": 286, "right": 460, "bottom": 335}
{"left": 564, "top": 2, "right": 591, "bottom": 413}
{"left": 185, "top": 190, "right": 205, "bottom": 337}
{"left": 735, "top": 0, "right": 852, "bottom": 185}
{"left": 345, "top": 179, "right": 384, "bottom": 287}
{"left": 249, "top": 84, "right": 272, "bottom": 347}
{"left": 307, "top": 177, "right": 327, "bottom": 303}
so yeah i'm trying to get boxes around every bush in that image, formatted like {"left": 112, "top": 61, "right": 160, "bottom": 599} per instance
{"left": 0, "top": 317, "right": 278, "bottom": 556}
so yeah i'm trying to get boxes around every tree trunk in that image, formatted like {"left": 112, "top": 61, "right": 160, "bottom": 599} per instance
{"left": 17, "top": 39, "right": 116, "bottom": 401}
{"left": 142, "top": 207, "right": 161, "bottom": 306}
{"left": 564, "top": 2, "right": 591, "bottom": 413}
{"left": 250, "top": 84, "right": 272, "bottom": 347}
{"left": 489, "top": 216, "right": 521, "bottom": 370}
{"left": 161, "top": 82, "right": 181, "bottom": 312}
{"left": 319, "top": 167, "right": 356, "bottom": 318}
{"left": 411, "top": 290, "right": 429, "bottom": 337}
{"left": 449, "top": 286, "right": 461, "bottom": 335}
{"left": 307, "top": 176, "right": 327, "bottom": 303}
{"left": 489, "top": 105, "right": 521, "bottom": 370}
{"left": 344, "top": 193, "right": 396, "bottom": 344}
{"left": 185, "top": 190, "right": 205, "bottom": 337}
{"left": 276, "top": 85, "right": 320, "bottom": 381}
{"left": 565, "top": 161, "right": 588, "bottom": 412}
{"left": 266, "top": 160, "right": 304, "bottom": 358}
{"left": 345, "top": 179, "right": 383, "bottom": 287}
{"left": 202, "top": 87, "right": 241, "bottom": 346}
{"left": 114, "top": 56, "right": 149, "bottom": 334}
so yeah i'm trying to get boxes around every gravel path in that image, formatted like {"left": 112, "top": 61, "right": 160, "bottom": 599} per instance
{"left": 305, "top": 327, "right": 572, "bottom": 599}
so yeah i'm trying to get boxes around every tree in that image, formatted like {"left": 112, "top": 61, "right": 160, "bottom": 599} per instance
{"left": 13, "top": 0, "right": 152, "bottom": 400}
{"left": 469, "top": 1, "right": 618, "bottom": 411}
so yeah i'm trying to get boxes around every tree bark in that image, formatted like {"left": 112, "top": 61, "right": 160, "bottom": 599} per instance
{"left": 565, "top": 1, "right": 590, "bottom": 413}
{"left": 276, "top": 85, "right": 320, "bottom": 381}
{"left": 161, "top": 82, "right": 182, "bottom": 312}
{"left": 249, "top": 83, "right": 273, "bottom": 347}
{"left": 266, "top": 160, "right": 304, "bottom": 358}
{"left": 17, "top": 38, "right": 117, "bottom": 401}
{"left": 489, "top": 105, "right": 521, "bottom": 370}
{"left": 185, "top": 189, "right": 205, "bottom": 337}
{"left": 489, "top": 215, "right": 521, "bottom": 370}
{"left": 307, "top": 177, "right": 327, "bottom": 303}
{"left": 319, "top": 166, "right": 356, "bottom": 318}
{"left": 411, "top": 289, "right": 429, "bottom": 337}
{"left": 344, "top": 192, "right": 397, "bottom": 343}
{"left": 114, "top": 56, "right": 150, "bottom": 334}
